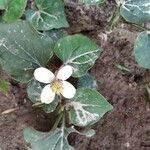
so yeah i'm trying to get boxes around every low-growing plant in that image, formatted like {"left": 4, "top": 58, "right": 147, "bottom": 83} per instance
{"left": 0, "top": 0, "right": 149, "bottom": 149}
{"left": 0, "top": 19, "right": 113, "bottom": 150}
{"left": 0, "top": 0, "right": 114, "bottom": 149}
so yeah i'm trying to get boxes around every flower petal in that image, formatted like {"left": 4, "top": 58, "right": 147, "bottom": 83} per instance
{"left": 34, "top": 67, "right": 55, "bottom": 83}
{"left": 56, "top": 65, "right": 73, "bottom": 80}
{"left": 61, "top": 81, "right": 76, "bottom": 99}
{"left": 40, "top": 85, "right": 55, "bottom": 104}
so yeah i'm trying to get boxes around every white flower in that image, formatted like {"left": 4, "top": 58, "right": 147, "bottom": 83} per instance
{"left": 34, "top": 65, "right": 76, "bottom": 104}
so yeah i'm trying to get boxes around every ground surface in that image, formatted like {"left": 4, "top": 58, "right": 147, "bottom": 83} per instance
{"left": 0, "top": 0, "right": 150, "bottom": 150}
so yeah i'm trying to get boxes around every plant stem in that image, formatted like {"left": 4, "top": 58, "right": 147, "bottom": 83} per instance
{"left": 130, "top": 23, "right": 150, "bottom": 32}
{"left": 61, "top": 111, "right": 65, "bottom": 127}
{"left": 52, "top": 111, "right": 63, "bottom": 131}
{"left": 109, "top": 5, "right": 121, "bottom": 31}
{"left": 51, "top": 104, "right": 64, "bottom": 131}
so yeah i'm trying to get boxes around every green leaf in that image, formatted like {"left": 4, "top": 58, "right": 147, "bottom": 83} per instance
{"left": 24, "top": 127, "right": 74, "bottom": 150}
{"left": 0, "top": 21, "right": 53, "bottom": 83}
{"left": 120, "top": 0, "right": 150, "bottom": 24}
{"left": 134, "top": 31, "right": 150, "bottom": 69}
{"left": 54, "top": 34, "right": 101, "bottom": 77}
{"left": 26, "top": 0, "right": 69, "bottom": 31}
{"left": 0, "top": 78, "right": 9, "bottom": 95}
{"left": 0, "top": 0, "right": 7, "bottom": 10}
{"left": 27, "top": 79, "right": 59, "bottom": 113}
{"left": 3, "top": 0, "right": 27, "bottom": 22}
{"left": 24, "top": 126, "right": 95, "bottom": 150}
{"left": 79, "top": 0, "right": 105, "bottom": 5}
{"left": 77, "top": 73, "right": 97, "bottom": 89}
{"left": 68, "top": 88, "right": 113, "bottom": 126}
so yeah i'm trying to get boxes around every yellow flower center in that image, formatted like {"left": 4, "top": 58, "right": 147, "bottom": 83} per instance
{"left": 51, "top": 80, "right": 63, "bottom": 94}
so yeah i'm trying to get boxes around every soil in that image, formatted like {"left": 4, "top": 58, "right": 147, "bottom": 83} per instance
{"left": 0, "top": 0, "right": 150, "bottom": 150}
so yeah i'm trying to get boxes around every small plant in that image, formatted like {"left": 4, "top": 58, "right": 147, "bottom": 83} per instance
{"left": 0, "top": 20, "right": 113, "bottom": 149}
{"left": 0, "top": 0, "right": 113, "bottom": 148}
{"left": 25, "top": 63, "right": 113, "bottom": 149}
{"left": 0, "top": 0, "right": 149, "bottom": 149}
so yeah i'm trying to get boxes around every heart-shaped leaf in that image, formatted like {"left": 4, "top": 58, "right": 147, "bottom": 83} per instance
{"left": 120, "top": 0, "right": 150, "bottom": 24}
{"left": 24, "top": 126, "right": 95, "bottom": 150}
{"left": 24, "top": 127, "right": 74, "bottom": 150}
{"left": 0, "top": 21, "right": 53, "bottom": 83}
{"left": 68, "top": 88, "right": 113, "bottom": 126}
{"left": 134, "top": 31, "right": 150, "bottom": 69}
{"left": 27, "top": 79, "right": 59, "bottom": 113}
{"left": 3, "top": 0, "right": 27, "bottom": 22}
{"left": 54, "top": 34, "right": 101, "bottom": 77}
{"left": 26, "top": 0, "right": 69, "bottom": 31}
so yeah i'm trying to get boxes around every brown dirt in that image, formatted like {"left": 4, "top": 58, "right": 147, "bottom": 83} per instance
{"left": 0, "top": 0, "right": 150, "bottom": 150}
